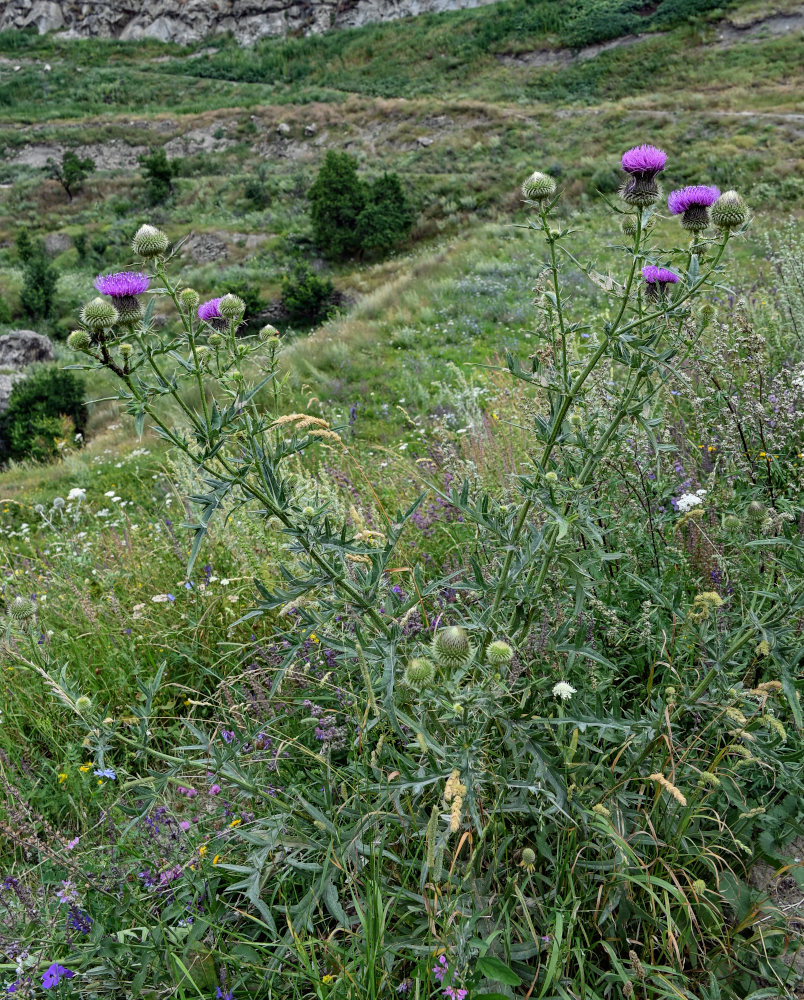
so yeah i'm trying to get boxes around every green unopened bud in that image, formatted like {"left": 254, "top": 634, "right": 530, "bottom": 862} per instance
{"left": 723, "top": 514, "right": 740, "bottom": 531}
{"left": 302, "top": 506, "right": 315, "bottom": 518}
{"left": 520, "top": 847, "right": 536, "bottom": 868}
{"left": 699, "top": 302, "right": 715, "bottom": 326}
{"left": 8, "top": 596, "right": 35, "bottom": 620}
{"left": 218, "top": 293, "right": 245, "bottom": 321}
{"left": 132, "top": 224, "right": 169, "bottom": 259}
{"left": 67, "top": 329, "right": 92, "bottom": 352}
{"left": 692, "top": 878, "right": 707, "bottom": 895}
{"left": 747, "top": 500, "right": 765, "bottom": 519}
{"left": 432, "top": 626, "right": 472, "bottom": 669}
{"left": 208, "top": 332, "right": 222, "bottom": 348}
{"left": 119, "top": 343, "right": 133, "bottom": 359}
{"left": 486, "top": 640, "right": 514, "bottom": 666}
{"left": 404, "top": 657, "right": 435, "bottom": 689}
{"left": 179, "top": 287, "right": 200, "bottom": 312}
{"left": 75, "top": 696, "right": 92, "bottom": 714}
{"left": 544, "top": 471, "right": 558, "bottom": 484}
{"left": 522, "top": 171, "right": 556, "bottom": 202}
{"left": 81, "top": 297, "right": 118, "bottom": 332}
{"left": 621, "top": 215, "right": 638, "bottom": 237}
{"left": 259, "top": 324, "right": 280, "bottom": 342}
{"left": 568, "top": 412, "right": 582, "bottom": 429}
{"left": 711, "top": 191, "right": 747, "bottom": 231}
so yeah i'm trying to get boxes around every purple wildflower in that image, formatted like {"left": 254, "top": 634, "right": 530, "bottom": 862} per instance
{"left": 41, "top": 964, "right": 74, "bottom": 990}
{"left": 198, "top": 298, "right": 224, "bottom": 322}
{"left": 667, "top": 184, "right": 721, "bottom": 232}
{"left": 216, "top": 990, "right": 234, "bottom": 1000}
{"left": 65, "top": 837, "right": 79, "bottom": 850}
{"left": 443, "top": 989, "right": 467, "bottom": 1000}
{"left": 94, "top": 272, "right": 150, "bottom": 297}
{"left": 621, "top": 145, "right": 666, "bottom": 176}
{"left": 620, "top": 144, "right": 666, "bottom": 207}
{"left": 56, "top": 880, "right": 78, "bottom": 905}
{"left": 209, "top": 784, "right": 221, "bottom": 796}
{"left": 221, "top": 730, "right": 235, "bottom": 744}
{"left": 642, "top": 266, "right": 679, "bottom": 285}
{"left": 433, "top": 957, "right": 449, "bottom": 984}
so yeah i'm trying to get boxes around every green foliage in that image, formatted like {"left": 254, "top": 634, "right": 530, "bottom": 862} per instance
{"left": 309, "top": 152, "right": 413, "bottom": 260}
{"left": 0, "top": 365, "right": 86, "bottom": 463}
{"left": 45, "top": 150, "right": 95, "bottom": 200}
{"left": 17, "top": 233, "right": 58, "bottom": 322}
{"left": 280, "top": 262, "right": 335, "bottom": 325}
{"left": 138, "top": 147, "right": 178, "bottom": 205}
{"left": 308, "top": 151, "right": 366, "bottom": 261}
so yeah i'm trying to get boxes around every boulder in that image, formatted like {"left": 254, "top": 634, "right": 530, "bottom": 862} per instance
{"left": 0, "top": 331, "right": 55, "bottom": 369}
{"left": 0, "top": 372, "right": 27, "bottom": 412}
{"left": 44, "top": 232, "right": 74, "bottom": 255}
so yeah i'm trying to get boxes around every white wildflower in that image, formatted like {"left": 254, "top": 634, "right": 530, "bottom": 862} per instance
{"left": 552, "top": 681, "right": 577, "bottom": 701}
{"left": 67, "top": 488, "right": 86, "bottom": 501}
{"left": 677, "top": 493, "right": 703, "bottom": 514}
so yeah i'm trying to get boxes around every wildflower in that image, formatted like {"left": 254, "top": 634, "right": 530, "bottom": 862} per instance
{"left": 432, "top": 956, "right": 449, "bottom": 984}
{"left": 151, "top": 593, "right": 175, "bottom": 603}
{"left": 41, "top": 964, "right": 75, "bottom": 990}
{"left": 198, "top": 297, "right": 227, "bottom": 331}
{"left": 676, "top": 492, "right": 703, "bottom": 514}
{"left": 711, "top": 190, "right": 747, "bottom": 231}
{"left": 667, "top": 185, "right": 720, "bottom": 232}
{"left": 620, "top": 144, "right": 666, "bottom": 206}
{"left": 221, "top": 730, "right": 235, "bottom": 744}
{"left": 397, "top": 980, "right": 412, "bottom": 993}
{"left": 57, "top": 773, "right": 67, "bottom": 784}
{"left": 228, "top": 818, "right": 241, "bottom": 828}
{"left": 67, "top": 488, "right": 86, "bottom": 502}
{"left": 56, "top": 880, "right": 78, "bottom": 905}
{"left": 94, "top": 767, "right": 116, "bottom": 780}
{"left": 591, "top": 803, "right": 612, "bottom": 818}
{"left": 552, "top": 681, "right": 576, "bottom": 701}
{"left": 209, "top": 783, "right": 221, "bottom": 796}
{"left": 212, "top": 854, "right": 221, "bottom": 865}
{"left": 522, "top": 170, "right": 556, "bottom": 202}
{"left": 321, "top": 976, "right": 336, "bottom": 985}
{"left": 443, "top": 989, "right": 468, "bottom": 1000}
{"left": 78, "top": 763, "right": 92, "bottom": 773}
{"left": 94, "top": 271, "right": 150, "bottom": 323}
{"left": 688, "top": 591, "right": 724, "bottom": 623}
{"left": 66, "top": 837, "right": 79, "bottom": 850}
{"left": 641, "top": 265, "right": 679, "bottom": 301}
{"left": 199, "top": 844, "right": 208, "bottom": 857}
{"left": 217, "top": 990, "right": 234, "bottom": 1000}
{"left": 132, "top": 224, "right": 169, "bottom": 258}
{"left": 520, "top": 847, "right": 536, "bottom": 872}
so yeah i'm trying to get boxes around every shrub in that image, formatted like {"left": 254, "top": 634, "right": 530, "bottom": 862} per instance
{"left": 0, "top": 365, "right": 86, "bottom": 463}
{"left": 17, "top": 233, "right": 57, "bottom": 323}
{"left": 280, "top": 262, "right": 335, "bottom": 325}
{"left": 45, "top": 150, "right": 95, "bottom": 201}
{"left": 356, "top": 172, "right": 415, "bottom": 257}
{"left": 308, "top": 150, "right": 366, "bottom": 260}
{"left": 138, "top": 147, "right": 178, "bottom": 205}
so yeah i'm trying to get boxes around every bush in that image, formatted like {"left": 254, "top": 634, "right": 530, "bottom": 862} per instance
{"left": 45, "top": 150, "right": 95, "bottom": 201}
{"left": 280, "top": 262, "right": 335, "bottom": 325}
{"left": 17, "top": 233, "right": 57, "bottom": 323}
{"left": 0, "top": 365, "right": 86, "bottom": 463}
{"left": 356, "top": 172, "right": 415, "bottom": 257}
{"left": 138, "top": 147, "right": 178, "bottom": 206}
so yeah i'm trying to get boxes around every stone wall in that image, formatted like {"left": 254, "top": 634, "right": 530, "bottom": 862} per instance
{"left": 0, "top": 0, "right": 502, "bottom": 46}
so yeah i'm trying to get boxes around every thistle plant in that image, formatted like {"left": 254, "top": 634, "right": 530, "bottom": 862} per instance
{"left": 27, "top": 145, "right": 802, "bottom": 999}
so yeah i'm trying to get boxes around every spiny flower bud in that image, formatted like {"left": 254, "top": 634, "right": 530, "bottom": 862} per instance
{"left": 81, "top": 297, "right": 118, "bottom": 332}
{"left": 711, "top": 190, "right": 747, "bottom": 231}
{"left": 67, "top": 329, "right": 92, "bottom": 352}
{"left": 179, "top": 288, "right": 200, "bottom": 312}
{"left": 522, "top": 171, "right": 556, "bottom": 202}
{"left": 404, "top": 657, "right": 435, "bottom": 688}
{"left": 723, "top": 513, "right": 740, "bottom": 531}
{"left": 747, "top": 500, "right": 765, "bottom": 519}
{"left": 208, "top": 333, "right": 222, "bottom": 348}
{"left": 544, "top": 471, "right": 558, "bottom": 484}
{"left": 692, "top": 878, "right": 707, "bottom": 895}
{"left": 75, "top": 696, "right": 92, "bottom": 714}
{"left": 218, "top": 293, "right": 245, "bottom": 320}
{"left": 621, "top": 215, "right": 638, "bottom": 237}
{"left": 486, "top": 640, "right": 514, "bottom": 666}
{"left": 568, "top": 412, "right": 582, "bottom": 429}
{"left": 132, "top": 224, "right": 169, "bottom": 259}
{"left": 432, "top": 626, "right": 472, "bottom": 669}
{"left": 119, "top": 343, "right": 133, "bottom": 359}
{"left": 259, "top": 324, "right": 280, "bottom": 342}
{"left": 8, "top": 596, "right": 35, "bottom": 620}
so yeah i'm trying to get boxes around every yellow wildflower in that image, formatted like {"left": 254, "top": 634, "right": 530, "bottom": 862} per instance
{"left": 58, "top": 773, "right": 67, "bottom": 784}
{"left": 199, "top": 844, "right": 208, "bottom": 857}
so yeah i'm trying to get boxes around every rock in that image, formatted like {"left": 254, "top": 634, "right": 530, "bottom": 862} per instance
{"left": 417, "top": 136, "right": 434, "bottom": 146}
{"left": 44, "top": 232, "right": 74, "bottom": 255}
{"left": 0, "top": 0, "right": 503, "bottom": 46}
{"left": 277, "top": 122, "right": 291, "bottom": 136}
{"left": 181, "top": 233, "right": 228, "bottom": 263}
{"left": 0, "top": 331, "right": 55, "bottom": 369}
{"left": 0, "top": 372, "right": 27, "bottom": 412}
{"left": 304, "top": 123, "right": 318, "bottom": 136}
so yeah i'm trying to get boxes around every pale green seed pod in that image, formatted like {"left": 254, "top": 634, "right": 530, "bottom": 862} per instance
{"left": 8, "top": 596, "right": 35, "bottom": 620}
{"left": 132, "top": 224, "right": 169, "bottom": 259}
{"left": 67, "top": 329, "right": 92, "bottom": 352}
{"left": 81, "top": 297, "right": 118, "bottom": 332}
{"left": 522, "top": 171, "right": 556, "bottom": 202}
{"left": 711, "top": 190, "right": 747, "bottom": 231}
{"left": 219, "top": 293, "right": 245, "bottom": 320}
{"left": 404, "top": 657, "right": 435, "bottom": 688}
{"left": 432, "top": 626, "right": 472, "bottom": 669}
{"left": 486, "top": 640, "right": 514, "bottom": 666}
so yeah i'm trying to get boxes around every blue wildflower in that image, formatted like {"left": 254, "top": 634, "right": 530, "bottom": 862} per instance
{"left": 94, "top": 768, "right": 116, "bottom": 780}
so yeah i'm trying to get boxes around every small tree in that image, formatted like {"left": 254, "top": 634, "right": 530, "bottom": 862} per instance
{"left": 139, "top": 148, "right": 178, "bottom": 206}
{"left": 308, "top": 151, "right": 366, "bottom": 261}
{"left": 280, "top": 263, "right": 335, "bottom": 326}
{"left": 356, "top": 173, "right": 414, "bottom": 258}
{"left": 45, "top": 151, "right": 95, "bottom": 201}
{"left": 17, "top": 234, "right": 58, "bottom": 323}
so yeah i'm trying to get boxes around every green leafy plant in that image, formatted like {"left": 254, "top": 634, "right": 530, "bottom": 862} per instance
{"left": 0, "top": 364, "right": 86, "bottom": 463}
{"left": 139, "top": 147, "right": 179, "bottom": 206}
{"left": 45, "top": 150, "right": 95, "bottom": 201}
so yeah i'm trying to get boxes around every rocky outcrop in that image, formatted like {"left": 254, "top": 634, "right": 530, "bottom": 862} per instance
{"left": 0, "top": 331, "right": 55, "bottom": 370}
{"left": 0, "top": 0, "right": 502, "bottom": 46}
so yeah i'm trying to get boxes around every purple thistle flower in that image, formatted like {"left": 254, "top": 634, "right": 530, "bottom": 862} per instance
{"left": 198, "top": 297, "right": 224, "bottom": 321}
{"left": 620, "top": 144, "right": 666, "bottom": 207}
{"left": 94, "top": 272, "right": 150, "bottom": 297}
{"left": 41, "top": 964, "right": 75, "bottom": 990}
{"left": 621, "top": 145, "right": 666, "bottom": 177}
{"left": 667, "top": 184, "right": 721, "bottom": 232}
{"left": 642, "top": 266, "right": 679, "bottom": 285}
{"left": 667, "top": 185, "right": 720, "bottom": 215}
